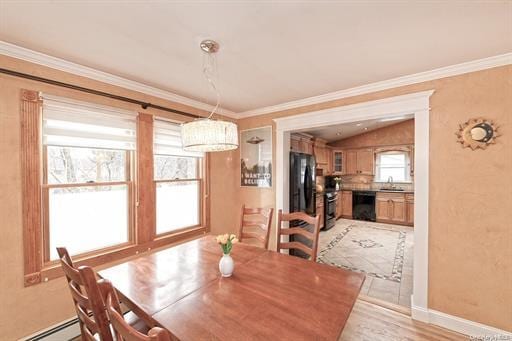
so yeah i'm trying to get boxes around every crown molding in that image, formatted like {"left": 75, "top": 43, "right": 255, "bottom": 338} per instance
{"left": 0, "top": 40, "right": 238, "bottom": 118}
{"left": 238, "top": 52, "right": 512, "bottom": 118}
{"left": 2, "top": 40, "right": 510, "bottom": 120}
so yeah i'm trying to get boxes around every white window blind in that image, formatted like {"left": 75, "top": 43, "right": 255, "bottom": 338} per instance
{"left": 154, "top": 119, "right": 204, "bottom": 157}
{"left": 42, "top": 94, "right": 137, "bottom": 150}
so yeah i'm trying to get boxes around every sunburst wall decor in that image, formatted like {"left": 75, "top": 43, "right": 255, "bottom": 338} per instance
{"left": 456, "top": 117, "right": 499, "bottom": 150}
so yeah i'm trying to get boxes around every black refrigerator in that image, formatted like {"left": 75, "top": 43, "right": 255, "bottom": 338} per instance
{"left": 289, "top": 152, "right": 316, "bottom": 259}
{"left": 289, "top": 152, "right": 316, "bottom": 215}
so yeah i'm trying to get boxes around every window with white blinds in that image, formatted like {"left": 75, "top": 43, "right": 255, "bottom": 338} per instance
{"left": 42, "top": 94, "right": 137, "bottom": 150}
{"left": 153, "top": 119, "right": 203, "bottom": 235}
{"left": 154, "top": 119, "right": 204, "bottom": 157}
{"left": 41, "top": 94, "right": 136, "bottom": 260}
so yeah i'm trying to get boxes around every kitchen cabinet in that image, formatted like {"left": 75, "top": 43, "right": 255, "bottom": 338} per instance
{"left": 405, "top": 193, "right": 414, "bottom": 226}
{"left": 326, "top": 146, "right": 333, "bottom": 175}
{"left": 345, "top": 150, "right": 358, "bottom": 175}
{"left": 357, "top": 148, "right": 374, "bottom": 175}
{"left": 290, "top": 133, "right": 314, "bottom": 155}
{"left": 344, "top": 148, "right": 374, "bottom": 175}
{"left": 316, "top": 194, "right": 324, "bottom": 229}
{"left": 336, "top": 191, "right": 343, "bottom": 219}
{"left": 313, "top": 138, "right": 333, "bottom": 175}
{"left": 314, "top": 145, "right": 327, "bottom": 164}
{"left": 376, "top": 192, "right": 412, "bottom": 225}
{"left": 341, "top": 190, "right": 352, "bottom": 218}
{"left": 332, "top": 150, "right": 343, "bottom": 174}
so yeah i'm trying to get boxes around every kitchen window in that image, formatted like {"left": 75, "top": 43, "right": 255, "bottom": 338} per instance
{"left": 375, "top": 151, "right": 411, "bottom": 182}
{"left": 41, "top": 95, "right": 136, "bottom": 262}
{"left": 154, "top": 119, "right": 204, "bottom": 235}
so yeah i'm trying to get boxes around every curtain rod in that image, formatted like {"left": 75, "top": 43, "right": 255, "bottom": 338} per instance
{"left": 0, "top": 67, "right": 202, "bottom": 119}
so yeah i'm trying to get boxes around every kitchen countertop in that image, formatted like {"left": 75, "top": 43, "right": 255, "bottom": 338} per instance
{"left": 316, "top": 189, "right": 414, "bottom": 195}
{"left": 339, "top": 189, "right": 415, "bottom": 194}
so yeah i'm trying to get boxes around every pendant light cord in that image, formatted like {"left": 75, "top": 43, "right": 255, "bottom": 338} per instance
{"left": 203, "top": 51, "right": 221, "bottom": 119}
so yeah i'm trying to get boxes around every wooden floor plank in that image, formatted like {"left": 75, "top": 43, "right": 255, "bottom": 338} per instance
{"left": 340, "top": 300, "right": 467, "bottom": 341}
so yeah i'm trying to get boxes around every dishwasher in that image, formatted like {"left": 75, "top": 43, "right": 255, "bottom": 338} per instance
{"left": 352, "top": 191, "right": 376, "bottom": 222}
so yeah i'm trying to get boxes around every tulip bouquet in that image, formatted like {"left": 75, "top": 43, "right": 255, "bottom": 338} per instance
{"left": 216, "top": 234, "right": 238, "bottom": 255}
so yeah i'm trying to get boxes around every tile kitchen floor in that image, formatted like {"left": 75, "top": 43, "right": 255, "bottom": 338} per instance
{"left": 318, "top": 219, "right": 413, "bottom": 308}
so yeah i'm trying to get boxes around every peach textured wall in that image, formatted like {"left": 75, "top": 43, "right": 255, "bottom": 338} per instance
{"left": 234, "top": 65, "right": 512, "bottom": 332}
{"left": 328, "top": 118, "right": 414, "bottom": 148}
{"left": 1, "top": 53, "right": 511, "bottom": 338}
{"left": 0, "top": 54, "right": 235, "bottom": 339}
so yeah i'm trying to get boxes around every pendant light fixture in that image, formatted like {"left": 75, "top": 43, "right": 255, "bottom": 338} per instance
{"left": 181, "top": 40, "right": 239, "bottom": 152}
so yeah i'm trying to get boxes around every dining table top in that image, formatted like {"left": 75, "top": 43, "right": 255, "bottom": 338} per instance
{"left": 98, "top": 235, "right": 365, "bottom": 341}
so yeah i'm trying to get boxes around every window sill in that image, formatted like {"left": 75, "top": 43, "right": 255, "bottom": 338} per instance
{"left": 29, "top": 226, "right": 207, "bottom": 286}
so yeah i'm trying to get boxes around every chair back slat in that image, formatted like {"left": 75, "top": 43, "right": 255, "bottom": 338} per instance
{"left": 238, "top": 205, "right": 274, "bottom": 250}
{"left": 76, "top": 304, "right": 99, "bottom": 337}
{"left": 68, "top": 282, "right": 92, "bottom": 309}
{"left": 59, "top": 256, "right": 83, "bottom": 285}
{"left": 241, "top": 221, "right": 268, "bottom": 229}
{"left": 278, "top": 227, "right": 315, "bottom": 239}
{"left": 276, "top": 210, "right": 321, "bottom": 262}
{"left": 57, "top": 247, "right": 114, "bottom": 341}
{"left": 241, "top": 231, "right": 266, "bottom": 243}
{"left": 279, "top": 242, "right": 314, "bottom": 257}
{"left": 101, "top": 280, "right": 171, "bottom": 341}
{"left": 243, "top": 207, "right": 272, "bottom": 217}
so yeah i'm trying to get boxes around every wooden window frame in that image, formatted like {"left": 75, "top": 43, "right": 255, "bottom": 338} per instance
{"left": 154, "top": 156, "right": 206, "bottom": 237}
{"left": 21, "top": 90, "right": 210, "bottom": 287}
{"left": 41, "top": 147, "right": 135, "bottom": 265}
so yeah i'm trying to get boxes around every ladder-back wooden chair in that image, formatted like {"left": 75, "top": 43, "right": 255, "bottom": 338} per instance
{"left": 238, "top": 205, "right": 274, "bottom": 250}
{"left": 100, "top": 279, "right": 171, "bottom": 341}
{"left": 276, "top": 210, "right": 321, "bottom": 262}
{"left": 57, "top": 247, "right": 113, "bottom": 341}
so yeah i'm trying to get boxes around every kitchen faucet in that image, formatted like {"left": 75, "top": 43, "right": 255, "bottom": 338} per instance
{"left": 387, "top": 176, "right": 395, "bottom": 189}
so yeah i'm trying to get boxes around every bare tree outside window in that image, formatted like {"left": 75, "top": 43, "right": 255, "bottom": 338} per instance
{"left": 154, "top": 155, "right": 196, "bottom": 180}
{"left": 47, "top": 146, "right": 126, "bottom": 193}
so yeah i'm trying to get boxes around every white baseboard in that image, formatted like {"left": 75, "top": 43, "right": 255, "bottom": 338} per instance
{"left": 411, "top": 303, "right": 429, "bottom": 322}
{"left": 411, "top": 304, "right": 512, "bottom": 338}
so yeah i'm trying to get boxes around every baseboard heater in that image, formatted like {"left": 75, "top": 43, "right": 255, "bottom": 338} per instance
{"left": 21, "top": 317, "right": 80, "bottom": 341}
{"left": 21, "top": 310, "right": 132, "bottom": 341}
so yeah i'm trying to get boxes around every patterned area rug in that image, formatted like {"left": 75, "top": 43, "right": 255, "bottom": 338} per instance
{"left": 317, "top": 224, "right": 406, "bottom": 282}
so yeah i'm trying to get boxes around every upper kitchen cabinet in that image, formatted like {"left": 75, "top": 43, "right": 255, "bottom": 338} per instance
{"left": 313, "top": 138, "right": 332, "bottom": 175}
{"left": 332, "top": 150, "right": 344, "bottom": 174}
{"left": 290, "top": 133, "right": 314, "bottom": 155}
{"left": 342, "top": 148, "right": 374, "bottom": 175}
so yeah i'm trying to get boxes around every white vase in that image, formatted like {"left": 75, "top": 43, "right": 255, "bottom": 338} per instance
{"left": 219, "top": 253, "right": 234, "bottom": 277}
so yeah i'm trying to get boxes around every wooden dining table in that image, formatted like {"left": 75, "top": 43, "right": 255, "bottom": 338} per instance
{"left": 98, "top": 236, "right": 365, "bottom": 340}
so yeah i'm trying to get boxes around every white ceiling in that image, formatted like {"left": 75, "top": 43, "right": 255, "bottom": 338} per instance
{"left": 0, "top": 1, "right": 511, "bottom": 114}
{"left": 301, "top": 116, "right": 413, "bottom": 142}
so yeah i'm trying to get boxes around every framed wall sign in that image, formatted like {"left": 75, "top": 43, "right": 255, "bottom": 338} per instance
{"left": 240, "top": 126, "right": 272, "bottom": 188}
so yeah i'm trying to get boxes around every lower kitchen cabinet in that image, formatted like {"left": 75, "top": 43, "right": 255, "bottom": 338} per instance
{"left": 405, "top": 193, "right": 414, "bottom": 225}
{"left": 316, "top": 195, "right": 324, "bottom": 228}
{"left": 341, "top": 190, "right": 352, "bottom": 218}
{"left": 376, "top": 192, "right": 411, "bottom": 226}
{"left": 336, "top": 192, "right": 343, "bottom": 219}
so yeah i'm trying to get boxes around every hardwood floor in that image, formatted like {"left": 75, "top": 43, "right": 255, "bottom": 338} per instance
{"left": 340, "top": 300, "right": 467, "bottom": 340}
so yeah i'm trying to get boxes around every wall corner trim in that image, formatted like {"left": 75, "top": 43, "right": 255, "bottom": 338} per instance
{"left": 412, "top": 304, "right": 512, "bottom": 338}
